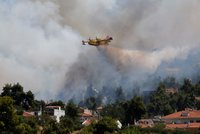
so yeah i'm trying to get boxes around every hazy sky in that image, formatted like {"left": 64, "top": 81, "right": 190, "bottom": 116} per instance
{"left": 1, "top": 0, "right": 200, "bottom": 100}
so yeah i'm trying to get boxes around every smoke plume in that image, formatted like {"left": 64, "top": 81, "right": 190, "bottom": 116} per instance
{"left": 0, "top": 0, "right": 82, "bottom": 99}
{"left": 1, "top": 0, "right": 200, "bottom": 101}
{"left": 60, "top": 0, "right": 200, "bottom": 101}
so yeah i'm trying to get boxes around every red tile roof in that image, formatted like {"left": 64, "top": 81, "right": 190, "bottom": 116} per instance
{"left": 46, "top": 106, "right": 61, "bottom": 109}
{"left": 162, "top": 109, "right": 200, "bottom": 119}
{"left": 80, "top": 113, "right": 93, "bottom": 117}
{"left": 188, "top": 123, "right": 200, "bottom": 128}
{"left": 82, "top": 118, "right": 97, "bottom": 126}
{"left": 82, "top": 119, "right": 92, "bottom": 125}
{"left": 166, "top": 124, "right": 187, "bottom": 129}
{"left": 136, "top": 119, "right": 154, "bottom": 128}
{"left": 166, "top": 123, "right": 200, "bottom": 129}
{"left": 23, "top": 111, "right": 34, "bottom": 117}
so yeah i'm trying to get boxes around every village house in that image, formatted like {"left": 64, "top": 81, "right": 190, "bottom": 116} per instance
{"left": 23, "top": 111, "right": 35, "bottom": 117}
{"left": 79, "top": 108, "right": 97, "bottom": 126}
{"left": 79, "top": 107, "right": 123, "bottom": 128}
{"left": 162, "top": 108, "right": 200, "bottom": 130}
{"left": 23, "top": 110, "right": 42, "bottom": 117}
{"left": 165, "top": 88, "right": 178, "bottom": 94}
{"left": 135, "top": 119, "right": 154, "bottom": 128}
{"left": 45, "top": 106, "right": 65, "bottom": 123}
{"left": 79, "top": 108, "right": 94, "bottom": 122}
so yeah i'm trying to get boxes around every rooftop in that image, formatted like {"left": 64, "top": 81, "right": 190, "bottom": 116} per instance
{"left": 23, "top": 111, "right": 34, "bottom": 117}
{"left": 80, "top": 113, "right": 93, "bottom": 117}
{"left": 166, "top": 123, "right": 200, "bottom": 130}
{"left": 165, "top": 88, "right": 178, "bottom": 94}
{"left": 45, "top": 106, "right": 61, "bottom": 109}
{"left": 162, "top": 109, "right": 200, "bottom": 119}
{"left": 82, "top": 119, "right": 94, "bottom": 126}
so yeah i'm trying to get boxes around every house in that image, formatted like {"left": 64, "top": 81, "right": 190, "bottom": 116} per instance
{"left": 195, "top": 96, "right": 200, "bottom": 101}
{"left": 165, "top": 123, "right": 200, "bottom": 130}
{"left": 162, "top": 108, "right": 200, "bottom": 124}
{"left": 152, "top": 115, "right": 162, "bottom": 123}
{"left": 79, "top": 108, "right": 103, "bottom": 126}
{"left": 165, "top": 88, "right": 178, "bottom": 94}
{"left": 82, "top": 118, "right": 98, "bottom": 126}
{"left": 82, "top": 119, "right": 93, "bottom": 126}
{"left": 135, "top": 119, "right": 154, "bottom": 128}
{"left": 23, "top": 111, "right": 35, "bottom": 117}
{"left": 79, "top": 108, "right": 94, "bottom": 124}
{"left": 23, "top": 110, "right": 41, "bottom": 117}
{"left": 79, "top": 107, "right": 122, "bottom": 129}
{"left": 162, "top": 108, "right": 200, "bottom": 130}
{"left": 45, "top": 106, "right": 65, "bottom": 123}
{"left": 116, "top": 120, "right": 122, "bottom": 129}
{"left": 80, "top": 110, "right": 96, "bottom": 126}
{"left": 80, "top": 112, "right": 93, "bottom": 122}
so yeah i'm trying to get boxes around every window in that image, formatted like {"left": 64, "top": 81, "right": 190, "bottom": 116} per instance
{"left": 181, "top": 111, "right": 189, "bottom": 117}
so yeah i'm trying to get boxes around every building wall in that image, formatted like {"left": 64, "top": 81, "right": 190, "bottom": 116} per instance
{"left": 54, "top": 109, "right": 65, "bottom": 123}
{"left": 45, "top": 106, "right": 65, "bottom": 123}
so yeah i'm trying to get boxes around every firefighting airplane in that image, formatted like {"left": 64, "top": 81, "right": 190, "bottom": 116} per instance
{"left": 82, "top": 36, "right": 113, "bottom": 46}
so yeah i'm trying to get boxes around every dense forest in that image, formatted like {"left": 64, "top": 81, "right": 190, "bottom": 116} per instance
{"left": 1, "top": 76, "right": 200, "bottom": 133}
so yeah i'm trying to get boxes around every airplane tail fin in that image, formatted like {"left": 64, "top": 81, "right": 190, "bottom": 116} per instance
{"left": 82, "top": 40, "right": 86, "bottom": 45}
{"left": 106, "top": 36, "right": 113, "bottom": 40}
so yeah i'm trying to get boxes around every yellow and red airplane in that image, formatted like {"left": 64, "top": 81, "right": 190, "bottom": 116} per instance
{"left": 82, "top": 36, "right": 113, "bottom": 46}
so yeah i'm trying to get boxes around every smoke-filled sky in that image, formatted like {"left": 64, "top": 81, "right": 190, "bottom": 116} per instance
{"left": 1, "top": 0, "right": 200, "bottom": 100}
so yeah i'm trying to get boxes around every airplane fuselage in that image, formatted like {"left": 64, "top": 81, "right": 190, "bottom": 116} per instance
{"left": 82, "top": 36, "right": 113, "bottom": 46}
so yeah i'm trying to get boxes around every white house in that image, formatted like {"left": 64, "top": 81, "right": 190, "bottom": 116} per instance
{"left": 45, "top": 106, "right": 65, "bottom": 123}
{"left": 116, "top": 120, "right": 122, "bottom": 129}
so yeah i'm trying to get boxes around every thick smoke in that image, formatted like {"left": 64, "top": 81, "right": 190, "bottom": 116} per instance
{"left": 59, "top": 0, "right": 200, "bottom": 101}
{"left": 0, "top": 0, "right": 82, "bottom": 100}
{"left": 1, "top": 0, "right": 200, "bottom": 101}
